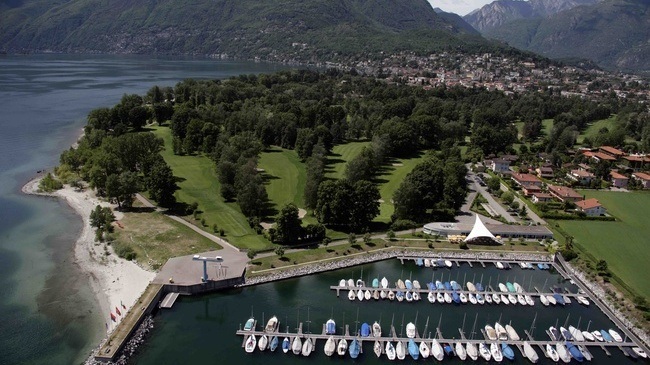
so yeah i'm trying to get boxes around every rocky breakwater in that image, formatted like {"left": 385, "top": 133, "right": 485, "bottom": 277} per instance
{"left": 84, "top": 316, "right": 154, "bottom": 365}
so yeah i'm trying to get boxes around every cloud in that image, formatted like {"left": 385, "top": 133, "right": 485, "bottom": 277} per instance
{"left": 427, "top": 0, "right": 496, "bottom": 15}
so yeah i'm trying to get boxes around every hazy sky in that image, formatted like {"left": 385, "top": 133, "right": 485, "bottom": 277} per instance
{"left": 427, "top": 0, "right": 497, "bottom": 15}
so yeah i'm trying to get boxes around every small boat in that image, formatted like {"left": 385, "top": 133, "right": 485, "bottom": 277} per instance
{"left": 537, "top": 263, "right": 545, "bottom": 269}
{"left": 496, "top": 261, "right": 504, "bottom": 269}
{"left": 476, "top": 282, "right": 484, "bottom": 291}
{"left": 412, "top": 292, "right": 420, "bottom": 301}
{"left": 245, "top": 334, "right": 257, "bottom": 353}
{"left": 372, "top": 278, "right": 379, "bottom": 288}
{"left": 413, "top": 280, "right": 421, "bottom": 289}
{"left": 301, "top": 337, "right": 313, "bottom": 356}
{"left": 553, "top": 293, "right": 565, "bottom": 305}
{"left": 388, "top": 290, "right": 395, "bottom": 300}
{"left": 456, "top": 342, "right": 467, "bottom": 360}
{"left": 622, "top": 346, "right": 633, "bottom": 358}
{"left": 361, "top": 323, "right": 371, "bottom": 337}
{"left": 566, "top": 342, "right": 584, "bottom": 362}
{"left": 469, "top": 293, "right": 477, "bottom": 304}
{"left": 563, "top": 295, "right": 571, "bottom": 304}
{"left": 405, "top": 280, "right": 413, "bottom": 290}
{"left": 381, "top": 277, "right": 388, "bottom": 289}
{"left": 452, "top": 291, "right": 460, "bottom": 304}
{"left": 337, "top": 338, "right": 347, "bottom": 356}
{"left": 592, "top": 330, "right": 603, "bottom": 342}
{"left": 609, "top": 329, "right": 623, "bottom": 342}
{"left": 506, "top": 282, "right": 516, "bottom": 293}
{"left": 244, "top": 317, "right": 255, "bottom": 331}
{"left": 485, "top": 293, "right": 493, "bottom": 304}
{"left": 265, "top": 316, "right": 279, "bottom": 332}
{"left": 477, "top": 293, "right": 485, "bottom": 304}
{"left": 258, "top": 334, "right": 269, "bottom": 351}
{"left": 416, "top": 258, "right": 424, "bottom": 266}
{"left": 436, "top": 281, "right": 444, "bottom": 290}
{"left": 508, "top": 294, "right": 517, "bottom": 305}
{"left": 408, "top": 339, "right": 419, "bottom": 360}
{"left": 501, "top": 294, "right": 510, "bottom": 305}
{"left": 339, "top": 279, "right": 346, "bottom": 287}
{"left": 444, "top": 282, "right": 452, "bottom": 291}
{"left": 419, "top": 340, "right": 430, "bottom": 359}
{"left": 514, "top": 282, "right": 523, "bottom": 293}
{"left": 451, "top": 281, "right": 461, "bottom": 291}
{"left": 582, "top": 331, "right": 594, "bottom": 342}
{"left": 347, "top": 278, "right": 354, "bottom": 287}
{"left": 431, "top": 339, "right": 444, "bottom": 361}
{"left": 444, "top": 259, "right": 452, "bottom": 268}
{"left": 525, "top": 295, "right": 535, "bottom": 306}
{"left": 495, "top": 322, "right": 508, "bottom": 341}
{"left": 348, "top": 289, "right": 356, "bottom": 301}
{"left": 504, "top": 262, "right": 512, "bottom": 269}
{"left": 444, "top": 292, "right": 452, "bottom": 303}
{"left": 405, "top": 291, "right": 413, "bottom": 302}
{"left": 282, "top": 337, "right": 290, "bottom": 353}
{"left": 364, "top": 290, "right": 371, "bottom": 301}
{"left": 396, "top": 290, "right": 404, "bottom": 302}
{"left": 356, "top": 279, "right": 364, "bottom": 287}
{"left": 560, "top": 327, "right": 573, "bottom": 341}
{"left": 506, "top": 324, "right": 520, "bottom": 341}
{"left": 428, "top": 291, "right": 436, "bottom": 303}
{"left": 492, "top": 293, "right": 501, "bottom": 304}
{"left": 467, "top": 282, "right": 476, "bottom": 292}
{"left": 540, "top": 295, "right": 549, "bottom": 306}
{"left": 556, "top": 342, "right": 571, "bottom": 363}
{"left": 373, "top": 290, "right": 380, "bottom": 300}
{"left": 385, "top": 341, "right": 396, "bottom": 360}
{"left": 578, "top": 345, "right": 591, "bottom": 361}
{"left": 499, "top": 283, "right": 508, "bottom": 292}
{"left": 424, "top": 259, "right": 431, "bottom": 268}
{"left": 380, "top": 290, "right": 387, "bottom": 299}
{"left": 373, "top": 340, "right": 382, "bottom": 358}
{"left": 427, "top": 282, "right": 435, "bottom": 291}
{"left": 547, "top": 295, "right": 557, "bottom": 305}
{"left": 436, "top": 259, "right": 444, "bottom": 267}
{"left": 527, "top": 263, "right": 534, "bottom": 269}
{"left": 501, "top": 343, "right": 515, "bottom": 360}
{"left": 292, "top": 336, "right": 302, "bottom": 355}
{"left": 324, "top": 336, "right": 336, "bottom": 356}
{"left": 569, "top": 326, "right": 584, "bottom": 342}
{"left": 517, "top": 295, "right": 527, "bottom": 306}
{"left": 406, "top": 322, "right": 417, "bottom": 338}
{"left": 466, "top": 342, "right": 478, "bottom": 361}
{"left": 520, "top": 262, "right": 527, "bottom": 269}
{"left": 577, "top": 296, "right": 590, "bottom": 306}
{"left": 270, "top": 336, "right": 279, "bottom": 352}
{"left": 437, "top": 292, "right": 444, "bottom": 302}
{"left": 443, "top": 343, "right": 454, "bottom": 356}
{"left": 479, "top": 343, "right": 492, "bottom": 361}
{"left": 356, "top": 289, "right": 363, "bottom": 301}
{"left": 601, "top": 329, "right": 613, "bottom": 342}
{"left": 372, "top": 321, "right": 382, "bottom": 337}
{"left": 396, "top": 340, "right": 406, "bottom": 360}
{"left": 491, "top": 342, "right": 503, "bottom": 362}
{"left": 546, "top": 344, "right": 560, "bottom": 362}
{"left": 349, "top": 338, "right": 360, "bottom": 359}
{"left": 632, "top": 347, "right": 648, "bottom": 359}
{"left": 397, "top": 279, "right": 405, "bottom": 289}
{"left": 549, "top": 327, "right": 560, "bottom": 341}
{"left": 430, "top": 259, "right": 437, "bottom": 267}
{"left": 459, "top": 292, "right": 468, "bottom": 303}
{"left": 523, "top": 341, "right": 539, "bottom": 363}
{"left": 326, "top": 319, "right": 336, "bottom": 335}
{"left": 485, "top": 325, "right": 498, "bottom": 341}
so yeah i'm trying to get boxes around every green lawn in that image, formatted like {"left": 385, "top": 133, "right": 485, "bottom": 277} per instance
{"left": 259, "top": 147, "right": 306, "bottom": 210}
{"left": 515, "top": 119, "right": 553, "bottom": 141}
{"left": 555, "top": 191, "right": 650, "bottom": 299}
{"left": 326, "top": 141, "right": 370, "bottom": 179}
{"left": 375, "top": 155, "right": 426, "bottom": 222}
{"left": 577, "top": 116, "right": 618, "bottom": 144}
{"left": 152, "top": 126, "right": 271, "bottom": 251}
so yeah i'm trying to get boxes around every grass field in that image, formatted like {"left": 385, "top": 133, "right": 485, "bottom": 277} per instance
{"left": 555, "top": 191, "right": 650, "bottom": 299}
{"left": 375, "top": 154, "right": 426, "bottom": 222}
{"left": 259, "top": 147, "right": 306, "bottom": 210}
{"left": 113, "top": 210, "right": 220, "bottom": 270}
{"left": 576, "top": 116, "right": 619, "bottom": 144}
{"left": 152, "top": 126, "right": 271, "bottom": 251}
{"left": 515, "top": 119, "right": 553, "bottom": 141}
{"left": 326, "top": 141, "right": 370, "bottom": 179}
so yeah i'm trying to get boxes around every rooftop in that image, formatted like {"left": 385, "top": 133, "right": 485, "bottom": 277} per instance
{"left": 512, "top": 172, "right": 541, "bottom": 183}
{"left": 576, "top": 198, "right": 602, "bottom": 210}
{"left": 571, "top": 169, "right": 595, "bottom": 178}
{"left": 633, "top": 172, "right": 650, "bottom": 181}
{"left": 610, "top": 171, "right": 628, "bottom": 180}
{"left": 548, "top": 185, "right": 583, "bottom": 199}
{"left": 599, "top": 146, "right": 625, "bottom": 156}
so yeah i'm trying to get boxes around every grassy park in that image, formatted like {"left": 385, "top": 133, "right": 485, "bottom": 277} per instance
{"left": 258, "top": 147, "right": 306, "bottom": 209}
{"left": 326, "top": 141, "right": 370, "bottom": 179}
{"left": 555, "top": 191, "right": 650, "bottom": 299}
{"left": 375, "top": 154, "right": 426, "bottom": 222}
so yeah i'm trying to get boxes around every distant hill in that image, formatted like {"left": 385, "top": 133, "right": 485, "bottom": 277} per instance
{"left": 433, "top": 8, "right": 481, "bottom": 35}
{"left": 484, "top": 0, "right": 650, "bottom": 72}
{"left": 0, "top": 0, "right": 501, "bottom": 61}
{"left": 464, "top": 0, "right": 601, "bottom": 33}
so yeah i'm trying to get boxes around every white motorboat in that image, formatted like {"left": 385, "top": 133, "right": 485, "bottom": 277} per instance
{"left": 632, "top": 347, "right": 648, "bottom": 359}
{"left": 292, "top": 336, "right": 302, "bottom": 355}
{"left": 499, "top": 283, "right": 508, "bottom": 292}
{"left": 381, "top": 277, "right": 389, "bottom": 289}
{"left": 356, "top": 279, "right": 364, "bottom": 287}
{"left": 485, "top": 293, "right": 493, "bottom": 304}
{"left": 501, "top": 294, "right": 510, "bottom": 304}
{"left": 428, "top": 291, "right": 436, "bottom": 303}
{"left": 412, "top": 292, "right": 420, "bottom": 301}
{"left": 547, "top": 295, "right": 557, "bottom": 305}
{"left": 509, "top": 294, "right": 518, "bottom": 304}
{"left": 569, "top": 326, "right": 585, "bottom": 342}
{"left": 337, "top": 338, "right": 347, "bottom": 356}
{"left": 517, "top": 294, "right": 527, "bottom": 306}
{"left": 456, "top": 342, "right": 467, "bottom": 360}
{"left": 245, "top": 334, "right": 257, "bottom": 353}
{"left": 431, "top": 339, "right": 444, "bottom": 361}
{"left": 577, "top": 296, "right": 590, "bottom": 306}
{"left": 582, "top": 331, "right": 595, "bottom": 342}
{"left": 419, "top": 340, "right": 430, "bottom": 359}
{"left": 514, "top": 282, "right": 523, "bottom": 293}
{"left": 485, "top": 325, "right": 498, "bottom": 341}
{"left": 525, "top": 295, "right": 535, "bottom": 306}
{"left": 373, "top": 321, "right": 382, "bottom": 337}
{"left": 592, "top": 330, "right": 604, "bottom": 342}
{"left": 424, "top": 259, "right": 431, "bottom": 268}
{"left": 466, "top": 342, "right": 478, "bottom": 361}
{"left": 540, "top": 295, "right": 549, "bottom": 306}
{"left": 479, "top": 343, "right": 492, "bottom": 361}
{"left": 495, "top": 322, "right": 508, "bottom": 341}
{"left": 505, "top": 324, "right": 520, "bottom": 341}
{"left": 373, "top": 340, "right": 382, "bottom": 358}
{"left": 546, "top": 344, "right": 560, "bottom": 362}
{"left": 364, "top": 290, "right": 372, "bottom": 301}
{"left": 357, "top": 289, "right": 363, "bottom": 301}
{"left": 265, "top": 316, "right": 279, "bottom": 333}
{"left": 444, "top": 260, "right": 452, "bottom": 268}
{"left": 563, "top": 295, "right": 571, "bottom": 304}
{"left": 405, "top": 291, "right": 413, "bottom": 302}
{"left": 556, "top": 342, "right": 571, "bottom": 363}
{"left": 406, "top": 322, "right": 417, "bottom": 338}
{"left": 348, "top": 289, "right": 356, "bottom": 301}
{"left": 339, "top": 279, "right": 346, "bottom": 287}
{"left": 397, "top": 279, "right": 405, "bottom": 289}
{"left": 491, "top": 342, "right": 503, "bottom": 362}
{"left": 492, "top": 293, "right": 501, "bottom": 304}
{"left": 258, "top": 334, "right": 269, "bottom": 351}
{"left": 609, "top": 329, "right": 623, "bottom": 342}
{"left": 380, "top": 290, "right": 387, "bottom": 299}
{"left": 444, "top": 292, "right": 452, "bottom": 303}
{"left": 467, "top": 282, "right": 476, "bottom": 292}
{"left": 385, "top": 341, "right": 396, "bottom": 360}
{"left": 324, "top": 336, "right": 336, "bottom": 356}
{"left": 373, "top": 290, "right": 380, "bottom": 300}
{"left": 388, "top": 290, "right": 395, "bottom": 300}
{"left": 459, "top": 292, "right": 468, "bottom": 303}
{"left": 347, "top": 279, "right": 354, "bottom": 287}
{"left": 396, "top": 341, "right": 406, "bottom": 360}
{"left": 301, "top": 337, "right": 313, "bottom": 356}
{"left": 523, "top": 341, "right": 539, "bottom": 363}
{"left": 496, "top": 262, "right": 504, "bottom": 269}
{"left": 437, "top": 292, "right": 444, "bottom": 302}
{"left": 413, "top": 280, "right": 421, "bottom": 289}
{"left": 469, "top": 293, "right": 477, "bottom": 304}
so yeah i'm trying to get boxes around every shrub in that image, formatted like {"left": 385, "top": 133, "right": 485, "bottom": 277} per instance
{"left": 390, "top": 219, "right": 418, "bottom": 231}
{"left": 38, "top": 173, "right": 63, "bottom": 192}
{"left": 113, "top": 241, "right": 137, "bottom": 261}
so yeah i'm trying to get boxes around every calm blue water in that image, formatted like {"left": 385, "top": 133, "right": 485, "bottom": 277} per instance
{"left": 0, "top": 54, "right": 287, "bottom": 365}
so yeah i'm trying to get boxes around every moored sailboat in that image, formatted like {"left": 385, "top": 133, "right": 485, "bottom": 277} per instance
{"left": 349, "top": 338, "right": 360, "bottom": 359}
{"left": 385, "top": 341, "right": 396, "bottom": 360}
{"left": 258, "top": 334, "right": 269, "bottom": 351}
{"left": 245, "top": 334, "right": 257, "bottom": 353}
{"left": 373, "top": 340, "right": 382, "bottom": 358}
{"left": 546, "top": 344, "right": 560, "bottom": 362}
{"left": 326, "top": 318, "right": 336, "bottom": 335}
{"left": 292, "top": 336, "right": 302, "bottom": 355}
{"left": 430, "top": 339, "right": 444, "bottom": 361}
{"left": 466, "top": 342, "right": 478, "bottom": 361}
{"left": 406, "top": 322, "right": 416, "bottom": 338}
{"left": 523, "top": 341, "right": 539, "bottom": 363}
{"left": 556, "top": 342, "right": 571, "bottom": 363}
{"left": 269, "top": 336, "right": 279, "bottom": 352}
{"left": 282, "top": 337, "right": 290, "bottom": 353}
{"left": 501, "top": 343, "right": 515, "bottom": 360}
{"left": 396, "top": 340, "right": 406, "bottom": 360}
{"left": 337, "top": 338, "right": 347, "bottom": 356}
{"left": 265, "top": 316, "right": 279, "bottom": 333}
{"left": 479, "top": 343, "right": 492, "bottom": 361}
{"left": 456, "top": 342, "right": 467, "bottom": 360}
{"left": 419, "top": 340, "right": 430, "bottom": 359}
{"left": 372, "top": 321, "right": 382, "bottom": 337}
{"left": 324, "top": 336, "right": 336, "bottom": 356}
{"left": 491, "top": 342, "right": 503, "bottom": 362}
{"left": 301, "top": 337, "right": 313, "bottom": 356}
{"left": 408, "top": 339, "right": 419, "bottom": 360}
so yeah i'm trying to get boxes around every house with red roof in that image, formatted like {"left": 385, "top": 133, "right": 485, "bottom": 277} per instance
{"left": 610, "top": 171, "right": 628, "bottom": 188}
{"left": 531, "top": 192, "right": 553, "bottom": 204}
{"left": 598, "top": 146, "right": 625, "bottom": 159}
{"left": 568, "top": 169, "right": 596, "bottom": 185}
{"left": 632, "top": 172, "right": 650, "bottom": 189}
{"left": 547, "top": 185, "right": 583, "bottom": 203}
{"left": 623, "top": 155, "right": 650, "bottom": 172}
{"left": 575, "top": 198, "right": 606, "bottom": 217}
{"left": 511, "top": 172, "right": 543, "bottom": 196}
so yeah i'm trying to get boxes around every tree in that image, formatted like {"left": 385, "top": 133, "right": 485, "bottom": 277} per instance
{"left": 363, "top": 232, "right": 372, "bottom": 245}
{"left": 501, "top": 191, "right": 515, "bottom": 205}
{"left": 387, "top": 230, "right": 396, "bottom": 241}
{"left": 348, "top": 233, "right": 357, "bottom": 244}
{"left": 510, "top": 201, "right": 520, "bottom": 210}
{"left": 315, "top": 179, "right": 379, "bottom": 232}
{"left": 344, "top": 146, "right": 376, "bottom": 183}
{"left": 146, "top": 158, "right": 177, "bottom": 207}
{"left": 487, "top": 176, "right": 501, "bottom": 193}
{"left": 274, "top": 246, "right": 285, "bottom": 258}
{"left": 247, "top": 250, "right": 257, "bottom": 260}
{"left": 274, "top": 203, "right": 302, "bottom": 244}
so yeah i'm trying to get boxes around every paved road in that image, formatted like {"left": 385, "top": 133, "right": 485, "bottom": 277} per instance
{"left": 503, "top": 182, "right": 546, "bottom": 225}
{"left": 467, "top": 171, "right": 518, "bottom": 223}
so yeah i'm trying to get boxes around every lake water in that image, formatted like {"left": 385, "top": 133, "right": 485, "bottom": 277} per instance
{"left": 0, "top": 54, "right": 287, "bottom": 365}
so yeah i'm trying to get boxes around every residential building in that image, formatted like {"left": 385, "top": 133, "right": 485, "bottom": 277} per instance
{"left": 575, "top": 198, "right": 606, "bottom": 217}
{"left": 488, "top": 159, "right": 511, "bottom": 174}
{"left": 535, "top": 166, "right": 554, "bottom": 179}
{"left": 598, "top": 146, "right": 625, "bottom": 159}
{"left": 568, "top": 169, "right": 596, "bottom": 185}
{"left": 610, "top": 171, "right": 629, "bottom": 188}
{"left": 531, "top": 192, "right": 553, "bottom": 204}
{"left": 522, "top": 185, "right": 542, "bottom": 196}
{"left": 548, "top": 185, "right": 583, "bottom": 203}
{"left": 623, "top": 155, "right": 650, "bottom": 172}
{"left": 511, "top": 172, "right": 542, "bottom": 188}
{"left": 632, "top": 172, "right": 650, "bottom": 189}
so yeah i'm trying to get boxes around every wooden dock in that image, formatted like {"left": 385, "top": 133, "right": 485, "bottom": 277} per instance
{"left": 160, "top": 292, "right": 179, "bottom": 309}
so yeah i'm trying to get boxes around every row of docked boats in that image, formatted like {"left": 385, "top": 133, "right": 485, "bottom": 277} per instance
{"left": 416, "top": 257, "right": 453, "bottom": 268}
{"left": 548, "top": 325, "right": 625, "bottom": 344}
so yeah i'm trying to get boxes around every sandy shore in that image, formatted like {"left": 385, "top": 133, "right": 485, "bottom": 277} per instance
{"left": 22, "top": 178, "right": 155, "bottom": 334}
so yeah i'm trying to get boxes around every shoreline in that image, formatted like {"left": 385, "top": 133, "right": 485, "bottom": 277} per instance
{"left": 22, "top": 177, "right": 155, "bottom": 336}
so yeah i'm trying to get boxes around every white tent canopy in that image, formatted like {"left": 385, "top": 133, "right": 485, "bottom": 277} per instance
{"left": 464, "top": 215, "right": 498, "bottom": 244}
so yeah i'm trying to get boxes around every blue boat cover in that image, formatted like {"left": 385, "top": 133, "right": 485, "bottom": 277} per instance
{"left": 361, "top": 323, "right": 371, "bottom": 337}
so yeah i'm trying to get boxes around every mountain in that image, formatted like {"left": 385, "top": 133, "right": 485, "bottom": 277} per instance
{"left": 0, "top": 0, "right": 496, "bottom": 62}
{"left": 464, "top": 0, "right": 601, "bottom": 33}
{"left": 485, "top": 0, "right": 650, "bottom": 72}
{"left": 433, "top": 8, "right": 481, "bottom": 35}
